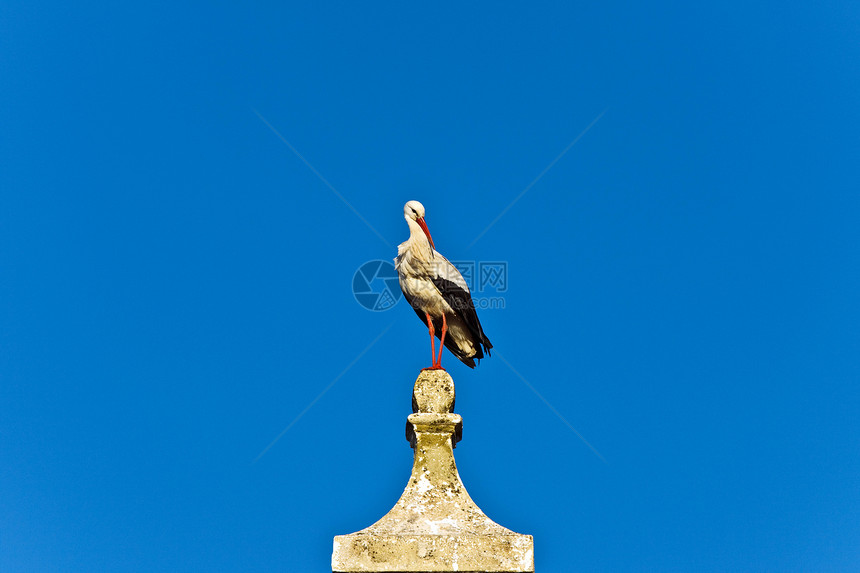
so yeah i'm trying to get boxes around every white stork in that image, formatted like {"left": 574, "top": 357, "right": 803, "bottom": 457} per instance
{"left": 395, "top": 200, "right": 493, "bottom": 369}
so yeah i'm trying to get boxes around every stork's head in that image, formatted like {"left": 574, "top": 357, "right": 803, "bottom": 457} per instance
{"left": 404, "top": 200, "right": 425, "bottom": 221}
{"left": 403, "top": 200, "right": 434, "bottom": 250}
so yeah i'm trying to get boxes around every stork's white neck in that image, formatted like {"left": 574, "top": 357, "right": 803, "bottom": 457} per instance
{"left": 399, "top": 215, "right": 434, "bottom": 259}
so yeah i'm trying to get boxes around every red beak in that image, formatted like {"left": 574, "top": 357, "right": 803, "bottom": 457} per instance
{"left": 416, "top": 217, "right": 435, "bottom": 250}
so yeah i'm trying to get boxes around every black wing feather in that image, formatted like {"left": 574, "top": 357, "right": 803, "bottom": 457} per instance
{"left": 430, "top": 276, "right": 493, "bottom": 361}
{"left": 399, "top": 278, "right": 493, "bottom": 369}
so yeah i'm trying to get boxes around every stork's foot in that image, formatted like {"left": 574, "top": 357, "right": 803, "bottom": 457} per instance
{"left": 421, "top": 365, "right": 447, "bottom": 371}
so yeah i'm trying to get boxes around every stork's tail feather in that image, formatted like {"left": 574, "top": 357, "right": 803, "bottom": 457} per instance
{"left": 444, "top": 339, "right": 477, "bottom": 368}
{"left": 482, "top": 334, "right": 493, "bottom": 356}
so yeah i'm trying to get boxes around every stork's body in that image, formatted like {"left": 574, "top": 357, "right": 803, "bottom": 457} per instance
{"left": 395, "top": 201, "right": 493, "bottom": 369}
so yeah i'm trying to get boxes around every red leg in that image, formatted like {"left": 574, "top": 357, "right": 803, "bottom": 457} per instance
{"left": 426, "top": 312, "right": 436, "bottom": 367}
{"left": 437, "top": 313, "right": 448, "bottom": 369}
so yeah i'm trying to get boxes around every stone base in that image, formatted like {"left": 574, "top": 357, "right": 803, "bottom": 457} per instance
{"left": 332, "top": 532, "right": 534, "bottom": 572}
{"left": 332, "top": 370, "right": 534, "bottom": 573}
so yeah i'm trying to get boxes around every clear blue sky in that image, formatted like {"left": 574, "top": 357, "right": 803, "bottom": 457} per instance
{"left": 2, "top": 2, "right": 858, "bottom": 571}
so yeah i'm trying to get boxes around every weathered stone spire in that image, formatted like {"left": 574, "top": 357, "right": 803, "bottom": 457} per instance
{"left": 332, "top": 370, "right": 534, "bottom": 572}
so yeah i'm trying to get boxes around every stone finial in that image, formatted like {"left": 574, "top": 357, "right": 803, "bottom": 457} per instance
{"left": 408, "top": 369, "right": 461, "bottom": 448}
{"left": 412, "top": 369, "right": 455, "bottom": 413}
{"left": 332, "top": 370, "right": 534, "bottom": 572}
